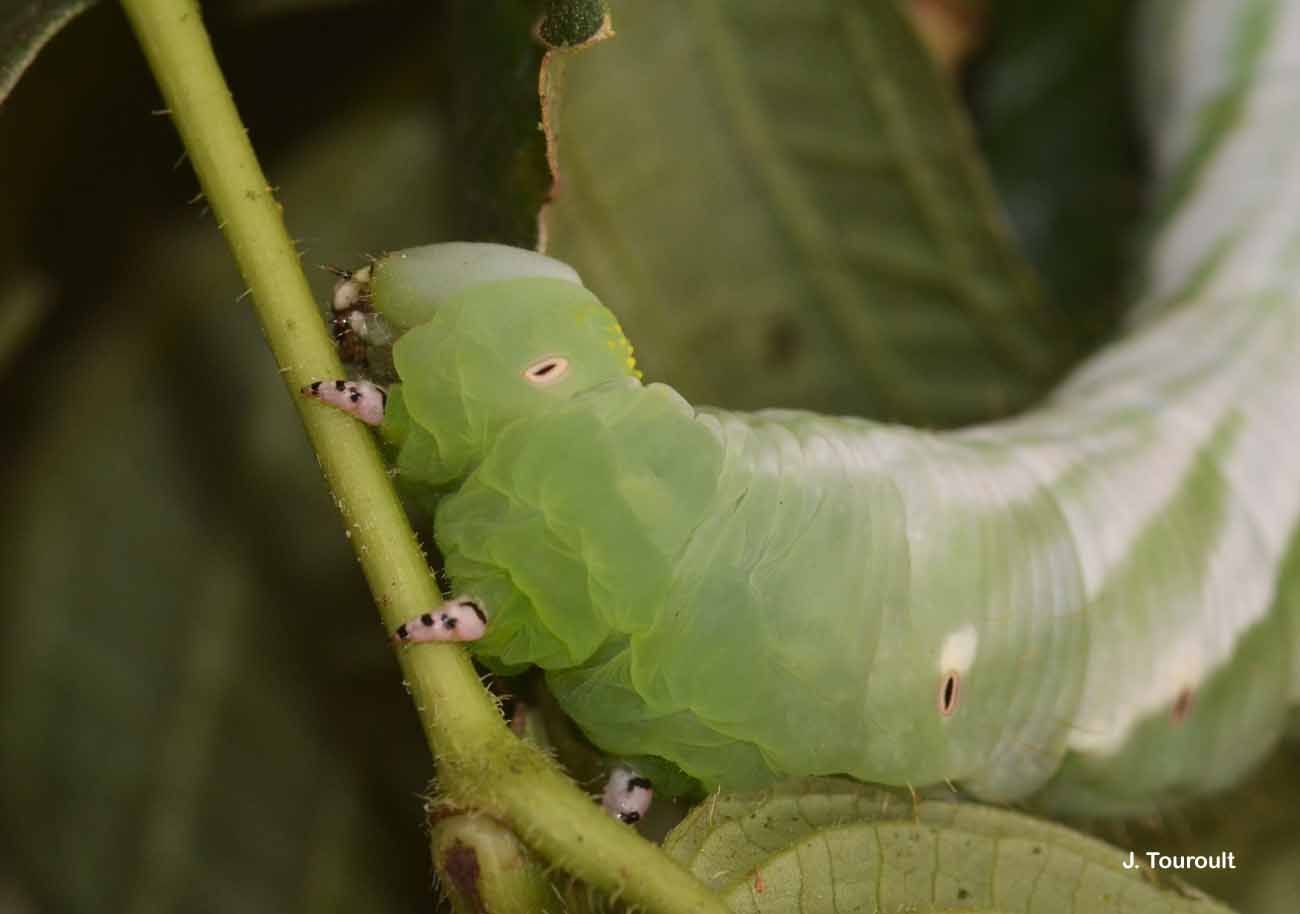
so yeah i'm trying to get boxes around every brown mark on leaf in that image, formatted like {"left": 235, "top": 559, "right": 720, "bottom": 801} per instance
{"left": 1171, "top": 688, "right": 1194, "bottom": 724}
{"left": 536, "top": 10, "right": 614, "bottom": 252}
{"left": 446, "top": 3, "right": 612, "bottom": 250}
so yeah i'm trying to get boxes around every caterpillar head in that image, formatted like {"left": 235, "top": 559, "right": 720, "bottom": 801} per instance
{"left": 369, "top": 243, "right": 640, "bottom": 480}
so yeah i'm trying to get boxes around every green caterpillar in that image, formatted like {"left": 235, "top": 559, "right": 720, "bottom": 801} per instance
{"left": 305, "top": 0, "right": 1300, "bottom": 818}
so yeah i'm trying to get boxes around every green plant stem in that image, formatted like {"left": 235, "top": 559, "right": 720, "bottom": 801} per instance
{"left": 118, "top": 2, "right": 730, "bottom": 912}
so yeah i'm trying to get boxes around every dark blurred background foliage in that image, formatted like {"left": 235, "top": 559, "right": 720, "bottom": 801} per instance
{"left": 0, "top": 1, "right": 1295, "bottom": 912}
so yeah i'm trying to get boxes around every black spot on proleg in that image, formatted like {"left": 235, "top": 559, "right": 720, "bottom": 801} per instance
{"left": 310, "top": 381, "right": 322, "bottom": 391}
{"left": 627, "top": 777, "right": 653, "bottom": 792}
{"left": 420, "top": 613, "right": 434, "bottom": 627}
{"left": 395, "top": 624, "right": 409, "bottom": 640}
{"left": 621, "top": 812, "right": 640, "bottom": 824}
{"left": 939, "top": 672, "right": 959, "bottom": 716}
{"left": 334, "top": 380, "right": 346, "bottom": 391}
{"left": 442, "top": 614, "right": 458, "bottom": 630}
{"left": 349, "top": 391, "right": 361, "bottom": 402}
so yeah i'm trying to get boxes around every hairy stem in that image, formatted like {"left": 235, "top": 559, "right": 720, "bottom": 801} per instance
{"left": 118, "top": 1, "right": 728, "bottom": 911}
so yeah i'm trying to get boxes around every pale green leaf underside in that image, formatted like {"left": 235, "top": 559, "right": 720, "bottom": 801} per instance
{"left": 546, "top": 0, "right": 1072, "bottom": 425}
{"left": 664, "top": 779, "right": 1237, "bottom": 914}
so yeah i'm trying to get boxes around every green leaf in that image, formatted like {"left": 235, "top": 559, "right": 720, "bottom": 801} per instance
{"left": 664, "top": 779, "right": 1238, "bottom": 913}
{"left": 0, "top": 0, "right": 93, "bottom": 104}
{"left": 442, "top": 0, "right": 613, "bottom": 248}
{"left": 545, "top": 0, "right": 1073, "bottom": 425}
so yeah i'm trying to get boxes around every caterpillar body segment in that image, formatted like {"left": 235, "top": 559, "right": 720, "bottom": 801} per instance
{"left": 302, "top": 0, "right": 1300, "bottom": 815}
